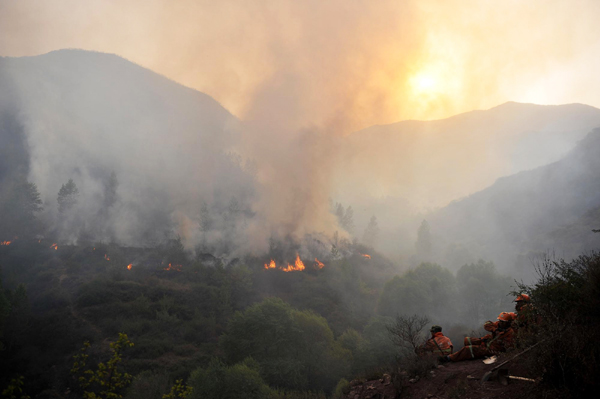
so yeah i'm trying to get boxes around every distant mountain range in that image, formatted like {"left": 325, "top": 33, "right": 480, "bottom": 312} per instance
{"left": 336, "top": 101, "right": 600, "bottom": 211}
{"left": 428, "top": 127, "right": 600, "bottom": 277}
{"left": 1, "top": 49, "right": 599, "bottom": 264}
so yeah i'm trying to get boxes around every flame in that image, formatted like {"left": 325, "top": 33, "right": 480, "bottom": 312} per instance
{"left": 164, "top": 263, "right": 182, "bottom": 271}
{"left": 1, "top": 241, "right": 11, "bottom": 246}
{"left": 264, "top": 259, "right": 277, "bottom": 269}
{"left": 127, "top": 264, "right": 132, "bottom": 270}
{"left": 315, "top": 258, "right": 325, "bottom": 269}
{"left": 360, "top": 253, "right": 371, "bottom": 259}
{"left": 50, "top": 243, "right": 58, "bottom": 250}
{"left": 282, "top": 254, "right": 305, "bottom": 272}
{"left": 104, "top": 254, "right": 110, "bottom": 261}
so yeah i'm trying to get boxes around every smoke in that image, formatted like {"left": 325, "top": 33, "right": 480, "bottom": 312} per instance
{"left": 2, "top": 0, "right": 600, "bottom": 266}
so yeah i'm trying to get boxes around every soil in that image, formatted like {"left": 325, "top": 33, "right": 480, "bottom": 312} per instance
{"left": 346, "top": 354, "right": 540, "bottom": 399}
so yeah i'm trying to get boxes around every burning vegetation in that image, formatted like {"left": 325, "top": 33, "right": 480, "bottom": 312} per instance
{"left": 50, "top": 243, "right": 58, "bottom": 250}
{"left": 0, "top": 241, "right": 11, "bottom": 246}
{"left": 264, "top": 253, "right": 324, "bottom": 272}
{"left": 163, "top": 263, "right": 182, "bottom": 271}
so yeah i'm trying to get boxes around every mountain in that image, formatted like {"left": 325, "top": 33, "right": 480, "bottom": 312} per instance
{"left": 336, "top": 102, "right": 600, "bottom": 212}
{"left": 428, "top": 128, "right": 600, "bottom": 277}
{"left": 0, "top": 49, "right": 252, "bottom": 246}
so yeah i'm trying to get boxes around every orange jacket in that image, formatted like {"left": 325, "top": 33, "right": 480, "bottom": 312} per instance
{"left": 480, "top": 327, "right": 514, "bottom": 352}
{"left": 423, "top": 332, "right": 454, "bottom": 355}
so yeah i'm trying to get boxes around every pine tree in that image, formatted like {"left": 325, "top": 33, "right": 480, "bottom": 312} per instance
{"left": 57, "top": 179, "right": 79, "bottom": 214}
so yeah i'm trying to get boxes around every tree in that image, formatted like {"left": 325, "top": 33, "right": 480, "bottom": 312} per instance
{"left": 103, "top": 172, "right": 118, "bottom": 210}
{"left": 0, "top": 178, "right": 43, "bottom": 239}
{"left": 362, "top": 215, "right": 379, "bottom": 247}
{"left": 220, "top": 298, "right": 350, "bottom": 392}
{"left": 415, "top": 220, "right": 432, "bottom": 259}
{"left": 71, "top": 333, "right": 134, "bottom": 399}
{"left": 188, "top": 358, "right": 270, "bottom": 399}
{"left": 57, "top": 179, "right": 79, "bottom": 214}
{"left": 386, "top": 314, "right": 429, "bottom": 354}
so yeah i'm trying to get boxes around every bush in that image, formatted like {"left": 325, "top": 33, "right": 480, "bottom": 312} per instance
{"left": 188, "top": 358, "right": 271, "bottom": 399}
{"left": 515, "top": 253, "right": 600, "bottom": 397}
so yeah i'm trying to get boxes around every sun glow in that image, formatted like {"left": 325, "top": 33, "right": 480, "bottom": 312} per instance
{"left": 410, "top": 71, "right": 438, "bottom": 95}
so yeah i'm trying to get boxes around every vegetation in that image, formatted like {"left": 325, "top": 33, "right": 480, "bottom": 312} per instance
{"left": 514, "top": 253, "right": 600, "bottom": 397}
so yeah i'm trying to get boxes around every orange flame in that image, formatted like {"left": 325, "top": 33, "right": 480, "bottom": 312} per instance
{"left": 264, "top": 259, "right": 277, "bottom": 269}
{"left": 282, "top": 254, "right": 305, "bottom": 272}
{"left": 315, "top": 258, "right": 325, "bottom": 269}
{"left": 164, "top": 263, "right": 182, "bottom": 271}
{"left": 50, "top": 243, "right": 58, "bottom": 250}
{"left": 127, "top": 264, "right": 132, "bottom": 270}
{"left": 360, "top": 253, "right": 371, "bottom": 259}
{"left": 1, "top": 241, "right": 11, "bottom": 246}
{"left": 104, "top": 254, "right": 110, "bottom": 261}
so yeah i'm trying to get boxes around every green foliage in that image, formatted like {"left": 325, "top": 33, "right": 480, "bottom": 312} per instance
{"left": 188, "top": 358, "right": 271, "bottom": 399}
{"left": 123, "top": 371, "right": 170, "bottom": 399}
{"left": 1, "top": 375, "right": 30, "bottom": 399}
{"left": 456, "top": 260, "right": 512, "bottom": 324}
{"left": 220, "top": 298, "right": 350, "bottom": 392}
{"left": 378, "top": 262, "right": 456, "bottom": 321}
{"left": 333, "top": 378, "right": 350, "bottom": 399}
{"left": 72, "top": 333, "right": 134, "bottom": 399}
{"left": 162, "top": 379, "right": 192, "bottom": 399}
{"left": 515, "top": 253, "right": 600, "bottom": 397}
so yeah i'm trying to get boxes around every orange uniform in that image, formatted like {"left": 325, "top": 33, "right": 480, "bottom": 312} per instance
{"left": 449, "top": 317, "right": 514, "bottom": 362}
{"left": 421, "top": 332, "right": 454, "bottom": 355}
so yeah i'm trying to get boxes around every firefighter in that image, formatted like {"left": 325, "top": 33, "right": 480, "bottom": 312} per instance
{"left": 418, "top": 325, "right": 453, "bottom": 357}
{"left": 514, "top": 294, "right": 531, "bottom": 314}
{"left": 441, "top": 312, "right": 514, "bottom": 362}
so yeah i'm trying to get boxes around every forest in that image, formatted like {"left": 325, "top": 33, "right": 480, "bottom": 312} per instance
{"left": 0, "top": 174, "right": 518, "bottom": 398}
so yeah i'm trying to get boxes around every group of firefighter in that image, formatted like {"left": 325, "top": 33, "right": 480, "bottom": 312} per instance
{"left": 417, "top": 294, "right": 533, "bottom": 363}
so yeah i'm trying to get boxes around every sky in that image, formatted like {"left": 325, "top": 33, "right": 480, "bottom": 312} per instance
{"left": 2, "top": 0, "right": 600, "bottom": 133}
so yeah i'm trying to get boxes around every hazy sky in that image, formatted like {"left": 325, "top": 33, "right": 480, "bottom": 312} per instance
{"left": 2, "top": 0, "right": 600, "bottom": 132}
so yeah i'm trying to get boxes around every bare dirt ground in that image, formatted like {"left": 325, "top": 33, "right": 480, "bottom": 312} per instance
{"left": 347, "top": 354, "right": 540, "bottom": 399}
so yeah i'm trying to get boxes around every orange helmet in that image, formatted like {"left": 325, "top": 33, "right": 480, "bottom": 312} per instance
{"left": 497, "top": 312, "right": 514, "bottom": 322}
{"left": 515, "top": 294, "right": 530, "bottom": 302}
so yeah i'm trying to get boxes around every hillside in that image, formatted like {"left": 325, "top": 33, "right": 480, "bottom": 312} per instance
{"left": 335, "top": 102, "right": 600, "bottom": 213}
{"left": 0, "top": 50, "right": 250, "bottom": 247}
{"left": 428, "top": 128, "right": 600, "bottom": 276}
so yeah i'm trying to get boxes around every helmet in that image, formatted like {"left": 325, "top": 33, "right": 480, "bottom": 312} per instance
{"left": 497, "top": 312, "right": 514, "bottom": 322}
{"left": 430, "top": 325, "right": 442, "bottom": 333}
{"left": 515, "top": 294, "right": 530, "bottom": 302}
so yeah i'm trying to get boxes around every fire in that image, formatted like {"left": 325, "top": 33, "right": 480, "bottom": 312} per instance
{"left": 164, "top": 263, "right": 182, "bottom": 271}
{"left": 50, "top": 243, "right": 58, "bottom": 250}
{"left": 1, "top": 241, "right": 11, "bottom": 246}
{"left": 264, "top": 254, "right": 307, "bottom": 272}
{"left": 127, "top": 264, "right": 132, "bottom": 270}
{"left": 282, "top": 254, "right": 305, "bottom": 272}
{"left": 314, "top": 258, "right": 325, "bottom": 269}
{"left": 264, "top": 259, "right": 277, "bottom": 269}
{"left": 360, "top": 253, "right": 371, "bottom": 259}
{"left": 104, "top": 254, "right": 110, "bottom": 261}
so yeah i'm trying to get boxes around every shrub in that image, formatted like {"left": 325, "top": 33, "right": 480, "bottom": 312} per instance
{"left": 515, "top": 253, "right": 600, "bottom": 397}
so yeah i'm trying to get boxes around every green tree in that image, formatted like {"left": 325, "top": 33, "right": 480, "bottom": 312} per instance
{"left": 57, "top": 178, "right": 79, "bottom": 214}
{"left": 456, "top": 260, "right": 512, "bottom": 324}
{"left": 188, "top": 358, "right": 270, "bottom": 399}
{"left": 377, "top": 263, "right": 456, "bottom": 321}
{"left": 71, "top": 333, "right": 134, "bottom": 399}
{"left": 220, "top": 298, "right": 350, "bottom": 392}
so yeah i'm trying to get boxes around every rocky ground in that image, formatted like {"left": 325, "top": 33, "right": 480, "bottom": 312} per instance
{"left": 345, "top": 354, "right": 540, "bottom": 399}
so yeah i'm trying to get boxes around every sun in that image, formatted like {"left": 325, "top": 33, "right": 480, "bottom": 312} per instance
{"left": 410, "top": 72, "right": 438, "bottom": 95}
